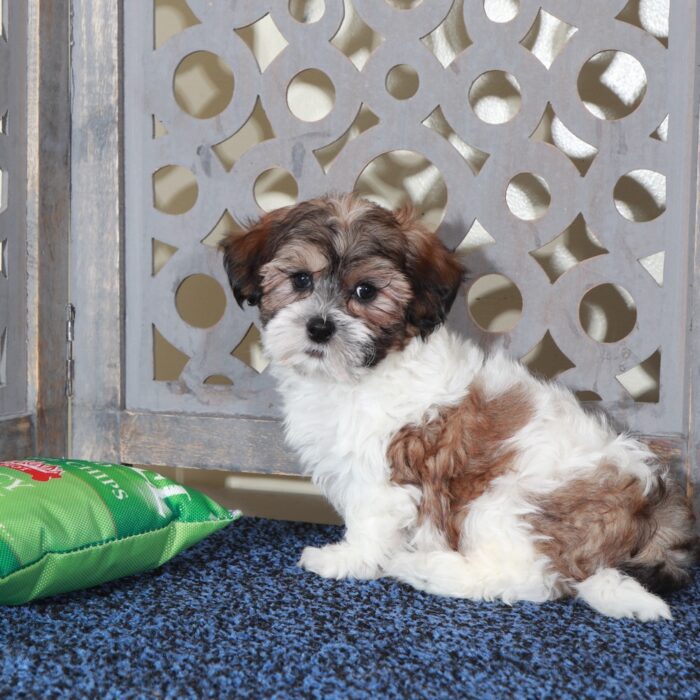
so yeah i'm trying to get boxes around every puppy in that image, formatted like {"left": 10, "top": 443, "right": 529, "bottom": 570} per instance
{"left": 221, "top": 193, "right": 696, "bottom": 620}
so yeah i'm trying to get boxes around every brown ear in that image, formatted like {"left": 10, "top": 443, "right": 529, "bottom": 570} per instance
{"left": 220, "top": 209, "right": 288, "bottom": 307}
{"left": 396, "top": 206, "right": 465, "bottom": 338}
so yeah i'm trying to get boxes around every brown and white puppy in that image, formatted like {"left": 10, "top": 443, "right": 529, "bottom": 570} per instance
{"left": 221, "top": 192, "right": 696, "bottom": 620}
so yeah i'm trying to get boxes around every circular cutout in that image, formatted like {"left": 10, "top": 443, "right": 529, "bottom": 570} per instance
{"left": 577, "top": 51, "right": 647, "bottom": 120}
{"left": 484, "top": 0, "right": 520, "bottom": 23}
{"left": 153, "top": 165, "right": 198, "bottom": 215}
{"left": 176, "top": 274, "right": 227, "bottom": 329}
{"left": 386, "top": 65, "right": 420, "bottom": 100}
{"left": 469, "top": 71, "right": 521, "bottom": 124}
{"left": 579, "top": 283, "right": 637, "bottom": 343}
{"left": 204, "top": 374, "right": 233, "bottom": 386}
{"left": 173, "top": 51, "right": 234, "bottom": 119}
{"left": 288, "top": 0, "right": 325, "bottom": 23}
{"left": 287, "top": 69, "right": 335, "bottom": 122}
{"left": 614, "top": 169, "right": 666, "bottom": 222}
{"left": 254, "top": 168, "right": 298, "bottom": 212}
{"left": 385, "top": 0, "right": 424, "bottom": 8}
{"left": 506, "top": 173, "right": 551, "bottom": 221}
{"left": 468, "top": 274, "right": 523, "bottom": 332}
{"left": 355, "top": 150, "right": 447, "bottom": 231}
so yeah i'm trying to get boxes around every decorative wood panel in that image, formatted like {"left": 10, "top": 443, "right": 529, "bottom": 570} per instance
{"left": 29, "top": 1, "right": 71, "bottom": 456}
{"left": 0, "top": 1, "right": 30, "bottom": 454}
{"left": 69, "top": 0, "right": 123, "bottom": 462}
{"left": 122, "top": 1, "right": 699, "bottom": 471}
{"left": 0, "top": 2, "right": 71, "bottom": 457}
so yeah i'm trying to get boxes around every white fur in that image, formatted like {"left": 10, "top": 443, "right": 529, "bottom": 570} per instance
{"left": 271, "top": 326, "right": 667, "bottom": 620}
{"left": 576, "top": 569, "right": 672, "bottom": 621}
{"left": 263, "top": 292, "right": 375, "bottom": 382}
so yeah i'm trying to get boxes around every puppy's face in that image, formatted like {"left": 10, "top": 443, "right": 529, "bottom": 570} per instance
{"left": 221, "top": 194, "right": 463, "bottom": 380}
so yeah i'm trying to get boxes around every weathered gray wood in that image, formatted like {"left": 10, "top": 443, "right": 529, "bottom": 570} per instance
{"left": 26, "top": 1, "right": 70, "bottom": 456}
{"left": 0, "top": 1, "right": 28, "bottom": 425}
{"left": 0, "top": 415, "right": 35, "bottom": 456}
{"left": 661, "top": 2, "right": 700, "bottom": 507}
{"left": 691, "top": 210, "right": 700, "bottom": 511}
{"left": 686, "top": 4, "right": 700, "bottom": 514}
{"left": 0, "top": 3, "right": 70, "bottom": 458}
{"left": 69, "top": 0, "right": 123, "bottom": 461}
{"left": 120, "top": 411, "right": 299, "bottom": 474}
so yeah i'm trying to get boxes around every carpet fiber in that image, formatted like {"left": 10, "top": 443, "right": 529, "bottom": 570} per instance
{"left": 1, "top": 517, "right": 699, "bottom": 699}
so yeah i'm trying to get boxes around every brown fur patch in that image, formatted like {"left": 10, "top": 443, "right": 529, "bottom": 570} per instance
{"left": 257, "top": 264, "right": 301, "bottom": 320}
{"left": 259, "top": 242, "right": 330, "bottom": 321}
{"left": 397, "top": 206, "right": 464, "bottom": 338}
{"left": 389, "top": 383, "right": 534, "bottom": 550}
{"left": 326, "top": 193, "right": 374, "bottom": 228}
{"left": 344, "top": 257, "right": 413, "bottom": 338}
{"left": 220, "top": 208, "right": 289, "bottom": 307}
{"left": 526, "top": 465, "right": 697, "bottom": 584}
{"left": 526, "top": 466, "right": 652, "bottom": 581}
{"left": 275, "top": 240, "right": 330, "bottom": 275}
{"left": 629, "top": 478, "right": 696, "bottom": 557}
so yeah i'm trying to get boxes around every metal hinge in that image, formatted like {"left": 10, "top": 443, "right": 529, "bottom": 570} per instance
{"left": 66, "top": 303, "right": 75, "bottom": 398}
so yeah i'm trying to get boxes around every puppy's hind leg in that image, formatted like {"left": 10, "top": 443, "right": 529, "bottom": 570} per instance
{"left": 386, "top": 550, "right": 479, "bottom": 597}
{"left": 385, "top": 550, "right": 554, "bottom": 604}
{"left": 575, "top": 568, "right": 672, "bottom": 621}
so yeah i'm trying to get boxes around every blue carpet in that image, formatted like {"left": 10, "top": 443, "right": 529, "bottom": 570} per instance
{"left": 1, "top": 517, "right": 699, "bottom": 699}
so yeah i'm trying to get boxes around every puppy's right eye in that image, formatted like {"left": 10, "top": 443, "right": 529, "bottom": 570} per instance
{"left": 291, "top": 272, "right": 313, "bottom": 291}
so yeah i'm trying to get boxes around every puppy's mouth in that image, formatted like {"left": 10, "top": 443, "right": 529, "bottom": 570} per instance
{"left": 305, "top": 348, "right": 326, "bottom": 359}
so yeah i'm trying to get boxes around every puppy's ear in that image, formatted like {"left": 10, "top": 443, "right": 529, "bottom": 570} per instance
{"left": 396, "top": 205, "right": 465, "bottom": 338}
{"left": 220, "top": 209, "right": 287, "bottom": 307}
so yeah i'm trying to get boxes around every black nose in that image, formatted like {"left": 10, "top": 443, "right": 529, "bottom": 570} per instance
{"left": 306, "top": 316, "right": 336, "bottom": 344}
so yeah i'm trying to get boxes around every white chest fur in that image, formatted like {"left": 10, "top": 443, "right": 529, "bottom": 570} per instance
{"left": 273, "top": 329, "right": 484, "bottom": 504}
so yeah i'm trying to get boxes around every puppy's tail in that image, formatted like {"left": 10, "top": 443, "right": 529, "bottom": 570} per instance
{"left": 620, "top": 476, "right": 698, "bottom": 594}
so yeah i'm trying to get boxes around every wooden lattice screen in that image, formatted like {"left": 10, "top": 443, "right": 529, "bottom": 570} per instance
{"left": 116, "top": 1, "right": 699, "bottom": 472}
{"left": 1, "top": 2, "right": 700, "bottom": 501}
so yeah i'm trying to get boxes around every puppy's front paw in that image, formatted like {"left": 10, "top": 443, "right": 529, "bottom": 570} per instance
{"left": 299, "top": 543, "right": 380, "bottom": 580}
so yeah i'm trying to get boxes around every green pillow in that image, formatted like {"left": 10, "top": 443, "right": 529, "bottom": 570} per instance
{"left": 0, "top": 458, "right": 238, "bottom": 605}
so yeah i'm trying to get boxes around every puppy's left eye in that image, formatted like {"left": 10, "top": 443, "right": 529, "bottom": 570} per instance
{"left": 353, "top": 283, "right": 377, "bottom": 302}
{"left": 291, "top": 272, "right": 313, "bottom": 291}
